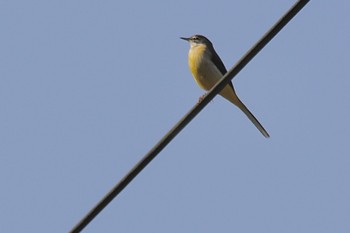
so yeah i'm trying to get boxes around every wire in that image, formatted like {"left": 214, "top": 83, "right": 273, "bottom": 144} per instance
{"left": 69, "top": 1, "right": 310, "bottom": 232}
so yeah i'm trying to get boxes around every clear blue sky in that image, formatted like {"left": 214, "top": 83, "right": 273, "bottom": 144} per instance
{"left": 1, "top": 1, "right": 349, "bottom": 232}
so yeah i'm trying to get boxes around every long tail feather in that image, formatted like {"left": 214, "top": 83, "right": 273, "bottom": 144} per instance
{"left": 236, "top": 100, "right": 270, "bottom": 138}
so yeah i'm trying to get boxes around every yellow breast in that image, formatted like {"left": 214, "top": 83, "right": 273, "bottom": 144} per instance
{"left": 188, "top": 44, "right": 223, "bottom": 91}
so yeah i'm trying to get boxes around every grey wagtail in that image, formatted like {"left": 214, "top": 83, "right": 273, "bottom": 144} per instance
{"left": 181, "top": 34, "right": 269, "bottom": 138}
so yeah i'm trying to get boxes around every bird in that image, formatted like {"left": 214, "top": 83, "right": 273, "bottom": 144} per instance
{"left": 181, "top": 34, "right": 269, "bottom": 138}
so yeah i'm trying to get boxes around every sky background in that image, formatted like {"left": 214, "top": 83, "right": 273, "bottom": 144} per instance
{"left": 1, "top": 1, "right": 349, "bottom": 232}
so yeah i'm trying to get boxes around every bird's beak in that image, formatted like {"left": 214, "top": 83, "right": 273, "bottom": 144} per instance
{"left": 180, "top": 37, "right": 190, "bottom": 41}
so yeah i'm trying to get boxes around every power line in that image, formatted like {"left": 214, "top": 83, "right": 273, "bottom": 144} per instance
{"left": 70, "top": 1, "right": 310, "bottom": 232}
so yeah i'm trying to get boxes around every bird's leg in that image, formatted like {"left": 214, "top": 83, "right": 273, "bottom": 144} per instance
{"left": 198, "top": 93, "right": 207, "bottom": 103}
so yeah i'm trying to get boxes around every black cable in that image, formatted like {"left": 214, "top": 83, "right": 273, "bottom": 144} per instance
{"left": 70, "top": 1, "right": 309, "bottom": 232}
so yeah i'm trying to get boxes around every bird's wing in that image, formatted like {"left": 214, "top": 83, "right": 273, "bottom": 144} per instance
{"left": 210, "top": 46, "right": 235, "bottom": 90}
{"left": 210, "top": 47, "right": 227, "bottom": 75}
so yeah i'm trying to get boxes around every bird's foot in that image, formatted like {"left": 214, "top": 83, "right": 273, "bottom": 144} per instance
{"left": 197, "top": 94, "right": 207, "bottom": 103}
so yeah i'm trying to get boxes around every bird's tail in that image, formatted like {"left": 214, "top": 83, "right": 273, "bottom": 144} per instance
{"left": 235, "top": 99, "right": 270, "bottom": 138}
{"left": 220, "top": 84, "right": 270, "bottom": 138}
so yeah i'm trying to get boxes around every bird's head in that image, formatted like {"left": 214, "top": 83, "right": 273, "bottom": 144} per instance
{"left": 181, "top": 34, "right": 212, "bottom": 48}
